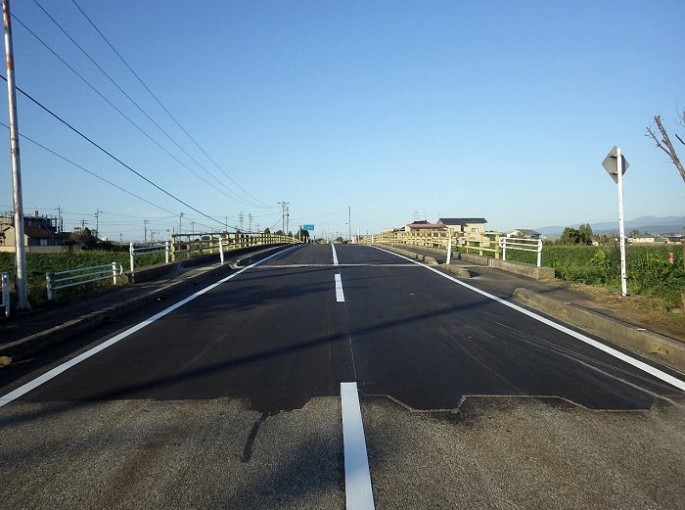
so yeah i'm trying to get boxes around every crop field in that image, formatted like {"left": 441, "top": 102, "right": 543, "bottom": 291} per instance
{"left": 505, "top": 244, "right": 685, "bottom": 309}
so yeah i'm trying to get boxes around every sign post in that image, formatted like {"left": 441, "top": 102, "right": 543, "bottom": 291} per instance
{"left": 602, "top": 146, "right": 629, "bottom": 296}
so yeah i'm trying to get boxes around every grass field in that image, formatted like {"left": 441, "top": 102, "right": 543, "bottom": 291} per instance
{"left": 504, "top": 244, "right": 685, "bottom": 310}
{"left": 0, "top": 250, "right": 165, "bottom": 306}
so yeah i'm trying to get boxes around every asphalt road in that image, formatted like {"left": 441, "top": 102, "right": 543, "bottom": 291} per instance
{"left": 1, "top": 244, "right": 684, "bottom": 509}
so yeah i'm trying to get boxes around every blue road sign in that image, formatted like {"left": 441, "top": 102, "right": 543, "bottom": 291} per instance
{"left": 303, "top": 224, "right": 315, "bottom": 231}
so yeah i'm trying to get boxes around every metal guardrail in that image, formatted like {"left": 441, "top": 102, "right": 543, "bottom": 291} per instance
{"left": 170, "top": 232, "right": 300, "bottom": 262}
{"left": 46, "top": 262, "right": 124, "bottom": 301}
{"left": 362, "top": 230, "right": 502, "bottom": 257}
{"left": 499, "top": 236, "right": 543, "bottom": 267}
{"left": 128, "top": 233, "right": 301, "bottom": 276}
{"left": 363, "top": 230, "right": 547, "bottom": 267}
{"left": 1, "top": 272, "right": 9, "bottom": 318}
{"left": 130, "top": 241, "right": 170, "bottom": 274}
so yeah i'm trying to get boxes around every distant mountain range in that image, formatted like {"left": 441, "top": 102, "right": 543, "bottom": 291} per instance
{"left": 536, "top": 216, "right": 685, "bottom": 237}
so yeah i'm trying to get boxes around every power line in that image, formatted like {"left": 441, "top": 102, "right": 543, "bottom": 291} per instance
{"left": 32, "top": 0, "right": 259, "bottom": 207}
{"left": 12, "top": 14, "right": 254, "bottom": 207}
{"left": 69, "top": 0, "right": 269, "bottom": 209}
{"left": 0, "top": 120, "right": 179, "bottom": 217}
{"left": 0, "top": 74, "right": 225, "bottom": 229}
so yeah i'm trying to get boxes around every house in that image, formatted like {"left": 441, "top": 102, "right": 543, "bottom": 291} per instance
{"left": 507, "top": 229, "right": 542, "bottom": 240}
{"left": 438, "top": 218, "right": 488, "bottom": 235}
{"left": 405, "top": 220, "right": 446, "bottom": 233}
{"left": 0, "top": 211, "right": 68, "bottom": 252}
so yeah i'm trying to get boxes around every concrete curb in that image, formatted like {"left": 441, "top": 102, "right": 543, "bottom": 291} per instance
{"left": 513, "top": 288, "right": 685, "bottom": 372}
{"left": 440, "top": 264, "right": 475, "bottom": 279}
{"left": 381, "top": 245, "right": 439, "bottom": 265}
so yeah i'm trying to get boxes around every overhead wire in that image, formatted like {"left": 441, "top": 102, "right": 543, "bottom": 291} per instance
{"left": 12, "top": 14, "right": 254, "bottom": 207}
{"left": 0, "top": 74, "right": 226, "bottom": 229}
{"left": 31, "top": 0, "right": 261, "bottom": 208}
{"left": 0, "top": 120, "right": 178, "bottom": 217}
{"left": 69, "top": 0, "right": 270, "bottom": 209}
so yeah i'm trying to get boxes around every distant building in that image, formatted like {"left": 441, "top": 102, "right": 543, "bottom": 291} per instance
{"left": 507, "top": 229, "right": 542, "bottom": 240}
{"left": 438, "top": 218, "right": 488, "bottom": 235}
{"left": 0, "top": 211, "right": 70, "bottom": 252}
{"left": 405, "top": 220, "right": 446, "bottom": 233}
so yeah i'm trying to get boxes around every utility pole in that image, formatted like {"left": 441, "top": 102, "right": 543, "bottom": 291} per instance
{"left": 3, "top": 0, "right": 28, "bottom": 309}
{"left": 348, "top": 206, "right": 351, "bottom": 242}
{"left": 94, "top": 209, "right": 101, "bottom": 239}
{"left": 179, "top": 212, "right": 184, "bottom": 234}
{"left": 144, "top": 219, "right": 149, "bottom": 243}
{"left": 57, "top": 206, "right": 63, "bottom": 233}
{"left": 238, "top": 211, "right": 244, "bottom": 231}
{"left": 277, "top": 201, "right": 289, "bottom": 233}
{"left": 286, "top": 204, "right": 290, "bottom": 235}
{"left": 248, "top": 213, "right": 253, "bottom": 232}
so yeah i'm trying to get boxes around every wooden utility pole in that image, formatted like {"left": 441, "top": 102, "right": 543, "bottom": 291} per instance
{"left": 2, "top": 0, "right": 28, "bottom": 309}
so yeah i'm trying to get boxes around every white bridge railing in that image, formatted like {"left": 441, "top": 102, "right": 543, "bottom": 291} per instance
{"left": 499, "top": 236, "right": 543, "bottom": 267}
{"left": 129, "top": 241, "right": 170, "bottom": 274}
{"left": 1, "top": 272, "right": 9, "bottom": 318}
{"left": 46, "top": 263, "right": 124, "bottom": 301}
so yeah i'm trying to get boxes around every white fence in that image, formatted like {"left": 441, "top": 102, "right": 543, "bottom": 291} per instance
{"left": 129, "top": 241, "right": 170, "bottom": 274}
{"left": 46, "top": 262, "right": 124, "bottom": 301}
{"left": 499, "top": 236, "right": 543, "bottom": 267}
{"left": 1, "top": 272, "right": 9, "bottom": 318}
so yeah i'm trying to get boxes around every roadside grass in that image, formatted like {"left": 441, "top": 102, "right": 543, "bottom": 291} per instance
{"left": 505, "top": 244, "right": 685, "bottom": 311}
{"left": 0, "top": 251, "right": 165, "bottom": 306}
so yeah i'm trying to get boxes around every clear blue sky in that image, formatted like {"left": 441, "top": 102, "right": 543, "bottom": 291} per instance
{"left": 0, "top": 0, "right": 683, "bottom": 241}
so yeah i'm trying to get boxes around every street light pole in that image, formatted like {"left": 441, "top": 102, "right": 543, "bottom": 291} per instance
{"left": 2, "top": 0, "right": 28, "bottom": 309}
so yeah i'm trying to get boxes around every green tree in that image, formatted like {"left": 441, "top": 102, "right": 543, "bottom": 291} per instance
{"left": 297, "top": 227, "right": 310, "bottom": 241}
{"left": 263, "top": 227, "right": 271, "bottom": 234}
{"left": 578, "top": 223, "right": 594, "bottom": 245}
{"left": 560, "top": 227, "right": 581, "bottom": 245}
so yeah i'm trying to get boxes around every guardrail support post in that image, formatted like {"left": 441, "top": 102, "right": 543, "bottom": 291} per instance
{"left": 1, "top": 272, "right": 9, "bottom": 318}
{"left": 165, "top": 240, "right": 170, "bottom": 264}
{"left": 446, "top": 235, "right": 453, "bottom": 264}
{"left": 537, "top": 239, "right": 542, "bottom": 267}
{"left": 112, "top": 262, "right": 118, "bottom": 285}
{"left": 219, "top": 236, "right": 225, "bottom": 265}
{"left": 46, "top": 273, "right": 53, "bottom": 301}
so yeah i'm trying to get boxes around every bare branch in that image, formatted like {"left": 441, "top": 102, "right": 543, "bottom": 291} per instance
{"left": 645, "top": 124, "right": 672, "bottom": 156}
{"left": 652, "top": 115, "right": 685, "bottom": 183}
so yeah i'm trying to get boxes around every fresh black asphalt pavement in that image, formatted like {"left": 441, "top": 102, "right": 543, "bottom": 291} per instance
{"left": 1, "top": 244, "right": 683, "bottom": 509}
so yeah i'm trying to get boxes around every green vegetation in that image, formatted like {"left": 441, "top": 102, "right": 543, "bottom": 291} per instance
{"left": 0, "top": 250, "right": 165, "bottom": 306}
{"left": 505, "top": 244, "right": 685, "bottom": 309}
{"left": 559, "top": 223, "right": 594, "bottom": 245}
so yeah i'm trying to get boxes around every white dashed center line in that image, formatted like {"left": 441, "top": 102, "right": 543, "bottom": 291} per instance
{"left": 341, "top": 382, "right": 375, "bottom": 510}
{"left": 335, "top": 273, "right": 345, "bottom": 302}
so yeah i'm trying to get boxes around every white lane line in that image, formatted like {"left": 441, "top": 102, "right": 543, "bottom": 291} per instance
{"left": 335, "top": 273, "right": 346, "bottom": 302}
{"left": 332, "top": 243, "right": 339, "bottom": 265}
{"left": 0, "top": 246, "right": 299, "bottom": 408}
{"left": 373, "top": 246, "right": 685, "bottom": 393}
{"left": 341, "top": 382, "right": 375, "bottom": 510}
